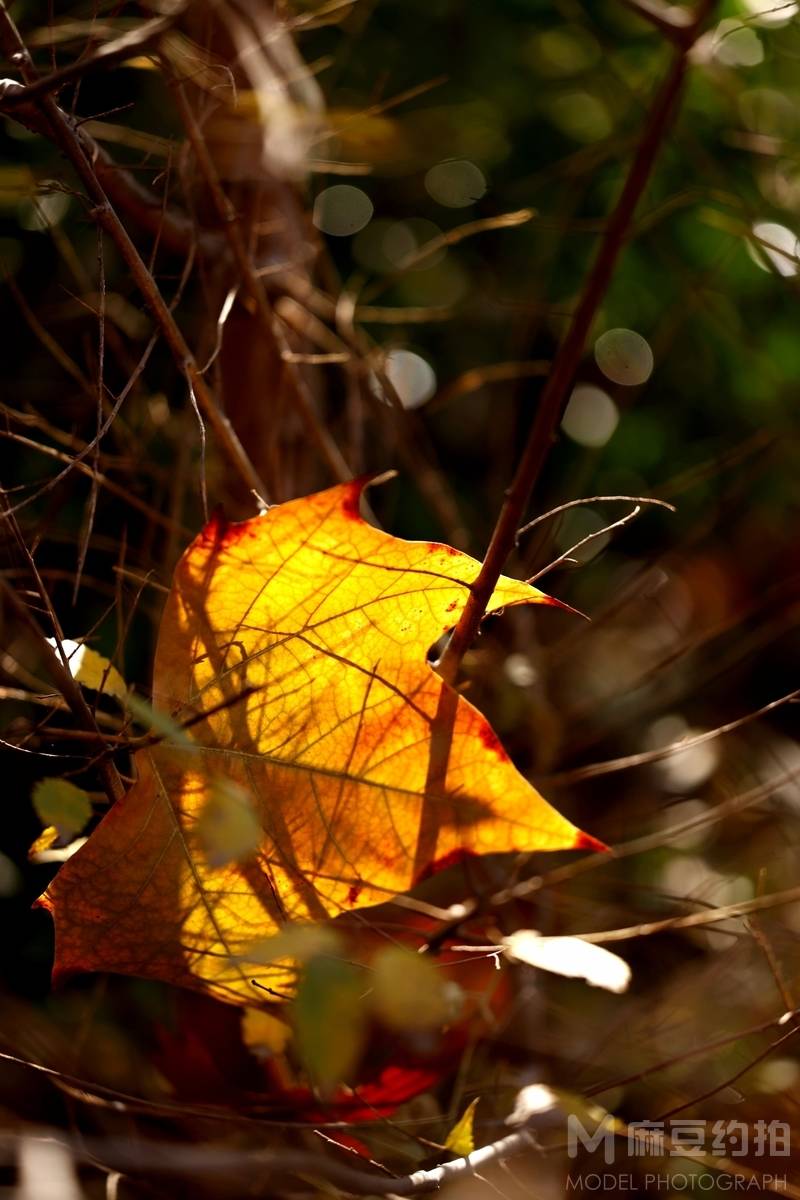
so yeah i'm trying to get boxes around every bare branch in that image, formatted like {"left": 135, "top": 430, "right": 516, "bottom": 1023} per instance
{"left": 0, "top": 13, "right": 178, "bottom": 106}
{"left": 546, "top": 688, "right": 800, "bottom": 784}
{"left": 0, "top": 1126, "right": 540, "bottom": 1197}
{"left": 0, "top": 6, "right": 265, "bottom": 500}
{"left": 167, "top": 71, "right": 352, "bottom": 490}
{"left": 617, "top": 0, "right": 696, "bottom": 43}
{"left": 413, "top": 0, "right": 721, "bottom": 879}
{"left": 0, "top": 508, "right": 124, "bottom": 805}
{"left": 579, "top": 884, "right": 800, "bottom": 945}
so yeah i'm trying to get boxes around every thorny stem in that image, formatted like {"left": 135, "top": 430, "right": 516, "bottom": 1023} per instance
{"left": 0, "top": 3, "right": 266, "bottom": 501}
{"left": 413, "top": 0, "right": 719, "bottom": 879}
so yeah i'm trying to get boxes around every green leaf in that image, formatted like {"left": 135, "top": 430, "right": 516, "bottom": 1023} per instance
{"left": 32, "top": 779, "right": 92, "bottom": 838}
{"left": 292, "top": 955, "right": 367, "bottom": 1091}
{"left": 125, "top": 692, "right": 193, "bottom": 749}
{"left": 370, "top": 945, "right": 451, "bottom": 1032}
{"left": 196, "top": 779, "right": 262, "bottom": 868}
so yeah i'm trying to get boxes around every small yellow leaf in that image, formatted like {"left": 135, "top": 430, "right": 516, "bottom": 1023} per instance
{"left": 370, "top": 946, "right": 450, "bottom": 1032}
{"left": 445, "top": 1097, "right": 479, "bottom": 1156}
{"left": 46, "top": 638, "right": 126, "bottom": 701}
{"left": 242, "top": 1007, "right": 291, "bottom": 1059}
{"left": 122, "top": 55, "right": 157, "bottom": 70}
{"left": 32, "top": 779, "right": 91, "bottom": 839}
{"left": 29, "top": 827, "right": 59, "bottom": 859}
{"left": 196, "top": 780, "right": 261, "bottom": 868}
{"left": 28, "top": 827, "right": 88, "bottom": 864}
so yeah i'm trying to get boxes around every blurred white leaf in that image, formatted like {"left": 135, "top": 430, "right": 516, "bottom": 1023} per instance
{"left": 505, "top": 1083, "right": 559, "bottom": 1126}
{"left": 503, "top": 930, "right": 631, "bottom": 993}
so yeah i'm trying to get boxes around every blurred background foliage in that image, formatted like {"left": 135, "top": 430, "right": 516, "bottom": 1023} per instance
{"left": 1, "top": 0, "right": 800, "bottom": 1195}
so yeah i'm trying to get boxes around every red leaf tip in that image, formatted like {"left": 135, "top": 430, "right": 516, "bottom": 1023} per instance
{"left": 574, "top": 830, "right": 611, "bottom": 853}
{"left": 541, "top": 595, "right": 589, "bottom": 621}
{"left": 340, "top": 470, "right": 398, "bottom": 520}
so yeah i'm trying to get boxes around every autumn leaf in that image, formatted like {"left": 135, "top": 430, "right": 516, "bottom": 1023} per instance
{"left": 45, "top": 638, "right": 126, "bottom": 701}
{"left": 445, "top": 1098, "right": 479, "bottom": 1156}
{"left": 40, "top": 479, "right": 602, "bottom": 1005}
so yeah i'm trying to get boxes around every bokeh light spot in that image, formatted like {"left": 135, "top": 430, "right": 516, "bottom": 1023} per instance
{"left": 18, "top": 192, "right": 70, "bottom": 232}
{"left": 313, "top": 185, "right": 373, "bottom": 237}
{"left": 383, "top": 219, "right": 446, "bottom": 269}
{"left": 561, "top": 384, "right": 619, "bottom": 448}
{"left": 525, "top": 26, "right": 600, "bottom": 77}
{"left": 748, "top": 221, "right": 799, "bottom": 276}
{"left": 424, "top": 160, "right": 487, "bottom": 208}
{"left": 594, "top": 328, "right": 654, "bottom": 386}
{"left": 505, "top": 654, "right": 538, "bottom": 688}
{"left": 645, "top": 715, "right": 720, "bottom": 792}
{"left": 555, "top": 507, "right": 610, "bottom": 564}
{"left": 713, "top": 20, "right": 764, "bottom": 67}
{"left": 549, "top": 92, "right": 612, "bottom": 142}
{"left": 383, "top": 349, "right": 437, "bottom": 409}
{"left": 754, "top": 1059, "right": 800, "bottom": 1093}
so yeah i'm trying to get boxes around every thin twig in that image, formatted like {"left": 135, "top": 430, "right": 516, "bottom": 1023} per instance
{"left": 617, "top": 0, "right": 695, "bottom": 43}
{"left": 587, "top": 1007, "right": 800, "bottom": 1098}
{"left": 578, "top": 884, "right": 800, "bottom": 944}
{"left": 0, "top": 1127, "right": 539, "bottom": 1196}
{"left": 412, "top": 0, "right": 719, "bottom": 879}
{"left": 0, "top": 8, "right": 265, "bottom": 499}
{"left": 168, "top": 72, "right": 352, "bottom": 492}
{"left": 0, "top": 13, "right": 179, "bottom": 107}
{"left": 437, "top": 2, "right": 718, "bottom": 689}
{"left": 527, "top": 503, "right": 642, "bottom": 582}
{"left": 518, "top": 493, "right": 676, "bottom": 536}
{"left": 0, "top": 512, "right": 123, "bottom": 804}
{"left": 0, "top": 432, "right": 190, "bottom": 534}
{"left": 546, "top": 687, "right": 800, "bottom": 784}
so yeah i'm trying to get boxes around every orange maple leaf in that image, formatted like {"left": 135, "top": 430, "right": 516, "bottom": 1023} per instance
{"left": 41, "top": 480, "right": 602, "bottom": 1004}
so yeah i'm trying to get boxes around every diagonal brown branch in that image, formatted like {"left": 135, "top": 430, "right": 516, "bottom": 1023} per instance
{"left": 413, "top": 0, "right": 720, "bottom": 879}
{"left": 438, "top": 0, "right": 719, "bottom": 689}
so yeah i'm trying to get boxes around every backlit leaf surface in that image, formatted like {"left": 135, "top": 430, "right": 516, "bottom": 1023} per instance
{"left": 42, "top": 480, "right": 599, "bottom": 1004}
